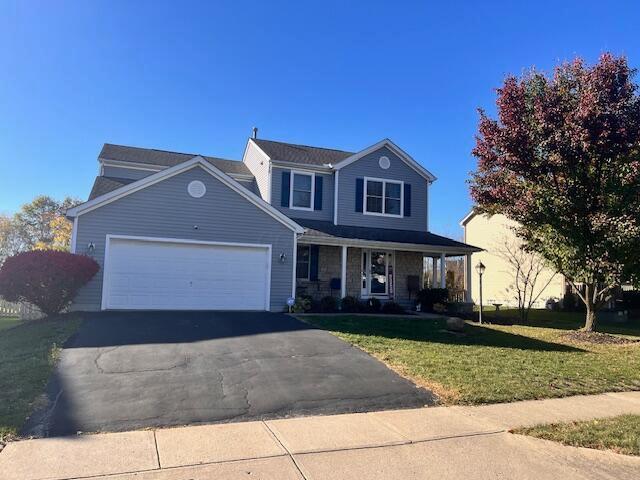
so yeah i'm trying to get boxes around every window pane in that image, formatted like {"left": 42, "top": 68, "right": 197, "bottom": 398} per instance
{"left": 385, "top": 198, "right": 401, "bottom": 215}
{"left": 296, "top": 261, "right": 309, "bottom": 279}
{"left": 297, "top": 245, "right": 310, "bottom": 261}
{"left": 366, "top": 196, "right": 382, "bottom": 213}
{"left": 366, "top": 180, "right": 383, "bottom": 196}
{"left": 293, "top": 190, "right": 311, "bottom": 208}
{"left": 293, "top": 174, "right": 312, "bottom": 191}
{"left": 385, "top": 182, "right": 401, "bottom": 199}
{"left": 296, "top": 246, "right": 310, "bottom": 279}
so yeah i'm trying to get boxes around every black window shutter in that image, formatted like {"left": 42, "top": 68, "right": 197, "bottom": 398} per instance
{"left": 355, "top": 178, "right": 364, "bottom": 212}
{"left": 309, "top": 245, "right": 320, "bottom": 281}
{"left": 281, "top": 171, "right": 291, "bottom": 207}
{"left": 404, "top": 184, "right": 412, "bottom": 217}
{"left": 314, "top": 176, "right": 323, "bottom": 211}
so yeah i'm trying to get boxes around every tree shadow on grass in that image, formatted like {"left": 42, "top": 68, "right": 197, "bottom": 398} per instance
{"left": 309, "top": 316, "right": 586, "bottom": 353}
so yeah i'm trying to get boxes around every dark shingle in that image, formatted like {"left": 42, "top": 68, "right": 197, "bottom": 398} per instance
{"left": 99, "top": 144, "right": 252, "bottom": 176}
{"left": 88, "top": 176, "right": 136, "bottom": 200}
{"left": 294, "top": 218, "right": 481, "bottom": 251}
{"left": 252, "top": 139, "right": 353, "bottom": 166}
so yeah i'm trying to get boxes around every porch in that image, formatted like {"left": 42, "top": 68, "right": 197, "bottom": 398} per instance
{"left": 294, "top": 220, "right": 481, "bottom": 309}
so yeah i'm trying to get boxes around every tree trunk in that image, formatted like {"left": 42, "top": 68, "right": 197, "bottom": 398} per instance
{"left": 583, "top": 283, "right": 598, "bottom": 332}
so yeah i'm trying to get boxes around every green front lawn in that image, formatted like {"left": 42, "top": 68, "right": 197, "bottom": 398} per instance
{"left": 515, "top": 415, "right": 640, "bottom": 456}
{"left": 0, "top": 317, "right": 21, "bottom": 332}
{"left": 305, "top": 314, "right": 640, "bottom": 404}
{"left": 0, "top": 316, "right": 81, "bottom": 442}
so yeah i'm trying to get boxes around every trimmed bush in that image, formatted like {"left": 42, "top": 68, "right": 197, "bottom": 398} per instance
{"left": 562, "top": 292, "right": 577, "bottom": 311}
{"left": 340, "top": 296, "right": 361, "bottom": 313}
{"left": 417, "top": 288, "right": 449, "bottom": 312}
{"left": 319, "top": 296, "right": 338, "bottom": 313}
{"left": 0, "top": 250, "right": 99, "bottom": 316}
{"left": 623, "top": 290, "right": 640, "bottom": 309}
{"left": 291, "top": 295, "right": 312, "bottom": 313}
{"left": 381, "top": 301, "right": 405, "bottom": 314}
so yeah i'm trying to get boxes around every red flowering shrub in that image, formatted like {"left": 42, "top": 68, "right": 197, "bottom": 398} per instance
{"left": 0, "top": 250, "right": 99, "bottom": 316}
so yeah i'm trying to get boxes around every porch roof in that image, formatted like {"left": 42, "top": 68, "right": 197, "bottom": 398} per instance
{"left": 294, "top": 219, "right": 481, "bottom": 254}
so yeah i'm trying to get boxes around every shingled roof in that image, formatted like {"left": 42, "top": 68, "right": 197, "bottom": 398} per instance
{"left": 88, "top": 176, "right": 136, "bottom": 200}
{"left": 252, "top": 139, "right": 353, "bottom": 166}
{"left": 99, "top": 144, "right": 252, "bottom": 176}
{"left": 294, "top": 218, "right": 481, "bottom": 251}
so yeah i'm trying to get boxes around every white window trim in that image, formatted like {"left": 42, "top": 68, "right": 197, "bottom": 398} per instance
{"left": 290, "top": 170, "right": 315, "bottom": 211}
{"left": 296, "top": 244, "right": 311, "bottom": 281}
{"left": 360, "top": 249, "right": 395, "bottom": 298}
{"left": 363, "top": 176, "right": 404, "bottom": 218}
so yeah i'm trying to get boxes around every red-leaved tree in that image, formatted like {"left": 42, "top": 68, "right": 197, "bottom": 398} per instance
{"left": 0, "top": 250, "right": 99, "bottom": 316}
{"left": 470, "top": 53, "right": 640, "bottom": 331}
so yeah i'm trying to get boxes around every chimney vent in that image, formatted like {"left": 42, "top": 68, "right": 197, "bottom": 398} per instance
{"left": 252, "top": 127, "right": 258, "bottom": 139}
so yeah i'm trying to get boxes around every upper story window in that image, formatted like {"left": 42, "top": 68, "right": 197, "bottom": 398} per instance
{"left": 364, "top": 177, "right": 403, "bottom": 217}
{"left": 290, "top": 171, "right": 314, "bottom": 210}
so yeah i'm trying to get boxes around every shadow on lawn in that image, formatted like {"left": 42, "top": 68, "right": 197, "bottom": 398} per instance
{"left": 311, "top": 316, "right": 586, "bottom": 353}
{"left": 483, "top": 312, "right": 640, "bottom": 337}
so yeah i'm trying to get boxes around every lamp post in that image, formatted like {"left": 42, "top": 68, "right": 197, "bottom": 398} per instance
{"left": 475, "top": 261, "right": 486, "bottom": 324}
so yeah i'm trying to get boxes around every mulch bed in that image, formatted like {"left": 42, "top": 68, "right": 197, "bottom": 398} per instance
{"left": 562, "top": 331, "right": 639, "bottom": 345}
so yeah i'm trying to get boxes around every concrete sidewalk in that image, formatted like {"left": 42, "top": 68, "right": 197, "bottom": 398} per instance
{"left": 2, "top": 391, "right": 640, "bottom": 480}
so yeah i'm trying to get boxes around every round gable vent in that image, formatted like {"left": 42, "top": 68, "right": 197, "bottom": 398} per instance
{"left": 188, "top": 180, "right": 206, "bottom": 198}
{"left": 379, "top": 156, "right": 390, "bottom": 169}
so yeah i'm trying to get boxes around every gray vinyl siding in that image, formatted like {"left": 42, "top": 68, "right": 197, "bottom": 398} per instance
{"left": 242, "top": 141, "right": 271, "bottom": 201}
{"left": 337, "top": 146, "right": 429, "bottom": 231}
{"left": 73, "top": 166, "right": 295, "bottom": 312}
{"left": 102, "top": 165, "right": 159, "bottom": 180}
{"left": 271, "top": 167, "right": 334, "bottom": 221}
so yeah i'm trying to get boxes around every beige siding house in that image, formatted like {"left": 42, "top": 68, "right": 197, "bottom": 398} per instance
{"left": 461, "top": 211, "right": 565, "bottom": 308}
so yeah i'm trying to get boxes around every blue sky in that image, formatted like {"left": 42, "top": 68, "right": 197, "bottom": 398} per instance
{"left": 1, "top": 1, "right": 638, "bottom": 236}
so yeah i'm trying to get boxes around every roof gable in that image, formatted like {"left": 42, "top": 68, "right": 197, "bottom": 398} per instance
{"left": 68, "top": 157, "right": 303, "bottom": 233}
{"left": 333, "top": 139, "right": 437, "bottom": 182}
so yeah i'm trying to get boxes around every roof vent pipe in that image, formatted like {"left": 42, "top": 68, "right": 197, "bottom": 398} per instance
{"left": 252, "top": 127, "right": 258, "bottom": 139}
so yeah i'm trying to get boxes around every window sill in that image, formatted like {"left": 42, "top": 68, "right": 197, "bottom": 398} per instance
{"left": 363, "top": 211, "right": 403, "bottom": 218}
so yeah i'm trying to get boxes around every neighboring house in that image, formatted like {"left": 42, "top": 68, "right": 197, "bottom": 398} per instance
{"left": 66, "top": 135, "right": 480, "bottom": 312}
{"left": 461, "top": 210, "right": 565, "bottom": 308}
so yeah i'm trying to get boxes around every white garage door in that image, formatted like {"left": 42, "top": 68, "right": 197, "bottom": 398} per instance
{"left": 103, "top": 237, "right": 271, "bottom": 311}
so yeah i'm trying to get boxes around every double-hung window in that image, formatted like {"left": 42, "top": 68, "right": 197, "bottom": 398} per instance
{"left": 364, "top": 178, "right": 403, "bottom": 217}
{"left": 296, "top": 245, "right": 311, "bottom": 279}
{"left": 290, "top": 172, "right": 314, "bottom": 210}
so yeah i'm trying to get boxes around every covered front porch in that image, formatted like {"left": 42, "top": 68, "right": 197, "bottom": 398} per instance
{"left": 294, "top": 220, "right": 481, "bottom": 309}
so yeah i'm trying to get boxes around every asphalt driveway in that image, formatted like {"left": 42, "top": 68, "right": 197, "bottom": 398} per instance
{"left": 24, "top": 312, "right": 434, "bottom": 437}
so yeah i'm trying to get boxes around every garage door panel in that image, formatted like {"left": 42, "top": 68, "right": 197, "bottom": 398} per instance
{"left": 104, "top": 238, "right": 270, "bottom": 311}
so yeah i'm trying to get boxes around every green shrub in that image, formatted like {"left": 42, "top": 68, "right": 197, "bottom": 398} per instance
{"left": 417, "top": 288, "right": 449, "bottom": 312}
{"left": 291, "top": 295, "right": 312, "bottom": 313}
{"left": 382, "top": 301, "right": 405, "bottom": 314}
{"left": 340, "top": 296, "right": 362, "bottom": 313}
{"left": 563, "top": 292, "right": 577, "bottom": 311}
{"left": 319, "top": 296, "right": 338, "bottom": 313}
{"left": 623, "top": 290, "right": 640, "bottom": 309}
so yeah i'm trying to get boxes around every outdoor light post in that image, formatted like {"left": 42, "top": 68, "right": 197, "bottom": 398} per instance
{"left": 475, "top": 261, "right": 486, "bottom": 324}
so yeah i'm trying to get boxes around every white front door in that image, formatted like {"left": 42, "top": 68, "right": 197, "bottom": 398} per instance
{"left": 103, "top": 236, "right": 271, "bottom": 311}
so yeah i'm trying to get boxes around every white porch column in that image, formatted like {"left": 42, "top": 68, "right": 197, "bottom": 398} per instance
{"left": 340, "top": 245, "right": 347, "bottom": 298}
{"left": 465, "top": 253, "right": 472, "bottom": 302}
{"left": 439, "top": 253, "right": 446, "bottom": 288}
{"left": 432, "top": 257, "right": 438, "bottom": 287}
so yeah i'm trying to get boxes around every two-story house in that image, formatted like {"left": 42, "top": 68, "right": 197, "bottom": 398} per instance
{"left": 66, "top": 134, "right": 480, "bottom": 312}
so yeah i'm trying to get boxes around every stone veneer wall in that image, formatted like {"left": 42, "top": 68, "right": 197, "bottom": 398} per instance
{"left": 296, "top": 246, "right": 423, "bottom": 309}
